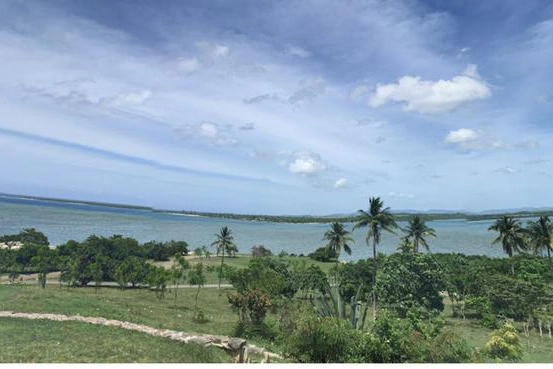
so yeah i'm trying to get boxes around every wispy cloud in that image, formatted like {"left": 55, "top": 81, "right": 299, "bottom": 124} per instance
{"left": 0, "top": 0, "right": 552, "bottom": 213}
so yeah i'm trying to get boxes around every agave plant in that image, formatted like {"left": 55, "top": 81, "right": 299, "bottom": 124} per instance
{"left": 313, "top": 282, "right": 369, "bottom": 330}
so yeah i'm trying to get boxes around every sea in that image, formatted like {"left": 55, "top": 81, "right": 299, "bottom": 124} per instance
{"left": 0, "top": 195, "right": 517, "bottom": 261}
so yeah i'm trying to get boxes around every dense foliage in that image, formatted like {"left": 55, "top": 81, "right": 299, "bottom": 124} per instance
{"left": 3, "top": 203, "right": 553, "bottom": 363}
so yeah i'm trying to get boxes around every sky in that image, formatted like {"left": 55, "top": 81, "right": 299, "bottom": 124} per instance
{"left": 0, "top": 0, "right": 552, "bottom": 215}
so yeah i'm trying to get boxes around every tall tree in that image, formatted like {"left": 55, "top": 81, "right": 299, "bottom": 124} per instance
{"left": 188, "top": 263, "right": 207, "bottom": 318}
{"left": 405, "top": 215, "right": 436, "bottom": 253}
{"left": 488, "top": 215, "right": 527, "bottom": 275}
{"left": 211, "top": 226, "right": 236, "bottom": 293}
{"left": 527, "top": 216, "right": 553, "bottom": 272}
{"left": 353, "top": 197, "right": 398, "bottom": 320}
{"left": 323, "top": 222, "right": 355, "bottom": 279}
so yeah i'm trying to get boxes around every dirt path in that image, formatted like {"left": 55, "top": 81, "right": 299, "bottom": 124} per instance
{"left": 0, "top": 311, "right": 282, "bottom": 363}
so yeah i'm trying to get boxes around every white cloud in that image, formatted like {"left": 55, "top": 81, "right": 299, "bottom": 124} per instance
{"left": 388, "top": 192, "right": 414, "bottom": 199}
{"left": 445, "top": 128, "right": 479, "bottom": 144}
{"left": 288, "top": 77, "right": 325, "bottom": 104}
{"left": 288, "top": 151, "right": 326, "bottom": 175}
{"left": 494, "top": 167, "right": 518, "bottom": 174}
{"left": 212, "top": 44, "right": 229, "bottom": 58}
{"left": 174, "top": 122, "right": 238, "bottom": 146}
{"left": 105, "top": 89, "right": 151, "bottom": 106}
{"left": 194, "top": 41, "right": 230, "bottom": 63}
{"left": 369, "top": 65, "right": 491, "bottom": 114}
{"left": 333, "top": 177, "right": 348, "bottom": 189}
{"left": 287, "top": 46, "right": 310, "bottom": 58}
{"left": 198, "top": 122, "right": 218, "bottom": 138}
{"left": 178, "top": 57, "right": 200, "bottom": 72}
{"left": 456, "top": 47, "right": 471, "bottom": 59}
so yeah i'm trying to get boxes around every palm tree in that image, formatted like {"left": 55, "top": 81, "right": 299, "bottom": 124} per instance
{"left": 405, "top": 215, "right": 436, "bottom": 253}
{"left": 211, "top": 226, "right": 236, "bottom": 292}
{"left": 353, "top": 196, "right": 398, "bottom": 320}
{"left": 323, "top": 222, "right": 355, "bottom": 281}
{"left": 527, "top": 216, "right": 553, "bottom": 272}
{"left": 488, "top": 215, "right": 527, "bottom": 275}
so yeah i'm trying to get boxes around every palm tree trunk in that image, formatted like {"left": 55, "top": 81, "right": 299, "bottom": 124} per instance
{"left": 372, "top": 237, "right": 377, "bottom": 321}
{"left": 414, "top": 238, "right": 419, "bottom": 253}
{"left": 218, "top": 248, "right": 225, "bottom": 295}
{"left": 335, "top": 258, "right": 340, "bottom": 286}
{"left": 547, "top": 246, "right": 552, "bottom": 273}
{"left": 510, "top": 259, "right": 515, "bottom": 276}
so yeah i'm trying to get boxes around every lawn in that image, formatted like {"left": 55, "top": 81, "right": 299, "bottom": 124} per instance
{"left": 441, "top": 300, "right": 553, "bottom": 363}
{"left": 0, "top": 284, "right": 239, "bottom": 337}
{"left": 0, "top": 317, "right": 230, "bottom": 363}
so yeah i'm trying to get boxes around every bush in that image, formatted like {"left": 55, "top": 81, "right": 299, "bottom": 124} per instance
{"left": 308, "top": 246, "right": 336, "bottom": 262}
{"left": 280, "top": 308, "right": 357, "bottom": 363}
{"left": 194, "top": 310, "right": 209, "bottom": 323}
{"left": 482, "top": 322, "right": 523, "bottom": 362}
{"left": 251, "top": 245, "right": 273, "bottom": 258}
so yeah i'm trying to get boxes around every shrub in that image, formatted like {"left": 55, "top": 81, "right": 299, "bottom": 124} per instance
{"left": 482, "top": 322, "right": 523, "bottom": 362}
{"left": 308, "top": 246, "right": 336, "bottom": 262}
{"left": 280, "top": 308, "right": 356, "bottom": 363}
{"left": 251, "top": 245, "right": 273, "bottom": 257}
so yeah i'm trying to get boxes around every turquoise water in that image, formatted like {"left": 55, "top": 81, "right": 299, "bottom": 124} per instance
{"left": 0, "top": 195, "right": 509, "bottom": 261}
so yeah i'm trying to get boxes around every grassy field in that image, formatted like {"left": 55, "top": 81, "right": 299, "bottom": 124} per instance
{"left": 153, "top": 253, "right": 335, "bottom": 284}
{"left": 0, "top": 317, "right": 230, "bottom": 363}
{"left": 0, "top": 284, "right": 239, "bottom": 337}
{"left": 440, "top": 301, "right": 553, "bottom": 363}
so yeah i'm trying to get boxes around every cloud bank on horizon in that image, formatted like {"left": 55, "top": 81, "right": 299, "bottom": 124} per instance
{"left": 0, "top": 0, "right": 552, "bottom": 214}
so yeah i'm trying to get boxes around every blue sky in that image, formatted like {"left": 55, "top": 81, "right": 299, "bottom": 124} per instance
{"left": 0, "top": 0, "right": 552, "bottom": 214}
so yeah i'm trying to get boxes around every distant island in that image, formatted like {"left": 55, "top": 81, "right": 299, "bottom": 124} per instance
{"left": 3, "top": 192, "right": 553, "bottom": 224}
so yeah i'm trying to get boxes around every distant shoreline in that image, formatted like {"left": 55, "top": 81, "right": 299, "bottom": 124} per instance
{"left": 1, "top": 192, "right": 553, "bottom": 224}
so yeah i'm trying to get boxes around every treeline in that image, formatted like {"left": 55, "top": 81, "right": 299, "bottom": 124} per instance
{"left": 169, "top": 209, "right": 553, "bottom": 224}
{"left": 0, "top": 228, "right": 188, "bottom": 290}
{"left": 168, "top": 210, "right": 463, "bottom": 224}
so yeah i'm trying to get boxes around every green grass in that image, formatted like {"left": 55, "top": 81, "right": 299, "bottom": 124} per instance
{"left": 441, "top": 300, "right": 553, "bottom": 363}
{"left": 0, "top": 284, "right": 239, "bottom": 337}
{"left": 0, "top": 317, "right": 230, "bottom": 363}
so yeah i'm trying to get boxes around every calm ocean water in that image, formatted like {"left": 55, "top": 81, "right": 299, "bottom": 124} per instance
{"left": 0, "top": 195, "right": 511, "bottom": 261}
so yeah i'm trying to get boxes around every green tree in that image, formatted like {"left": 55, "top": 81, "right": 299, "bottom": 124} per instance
{"left": 488, "top": 216, "right": 527, "bottom": 275}
{"left": 527, "top": 216, "right": 553, "bottom": 272}
{"left": 353, "top": 196, "right": 398, "bottom": 320}
{"left": 201, "top": 245, "right": 211, "bottom": 258}
{"left": 405, "top": 215, "right": 436, "bottom": 253}
{"left": 188, "top": 263, "right": 207, "bottom": 317}
{"left": 323, "top": 222, "right": 355, "bottom": 279}
{"left": 211, "top": 226, "right": 236, "bottom": 293}
{"left": 30, "top": 246, "right": 57, "bottom": 288}
{"left": 146, "top": 265, "right": 170, "bottom": 299}
{"left": 90, "top": 259, "right": 105, "bottom": 291}
{"left": 19, "top": 228, "right": 49, "bottom": 246}
{"left": 376, "top": 251, "right": 446, "bottom": 317}
{"left": 114, "top": 256, "right": 148, "bottom": 289}
{"left": 170, "top": 253, "right": 189, "bottom": 303}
